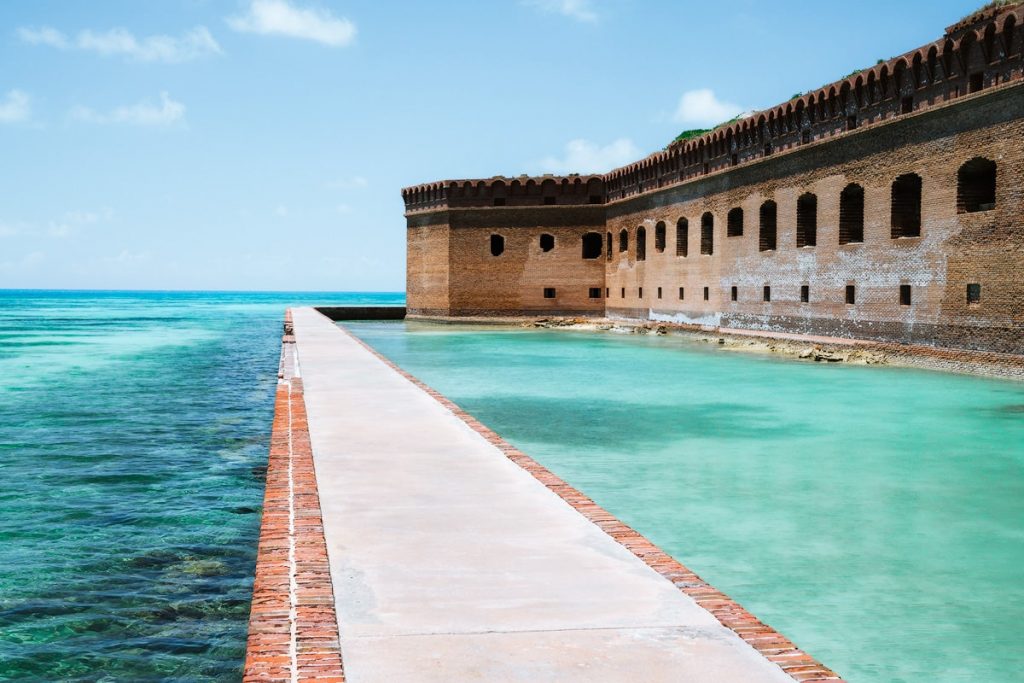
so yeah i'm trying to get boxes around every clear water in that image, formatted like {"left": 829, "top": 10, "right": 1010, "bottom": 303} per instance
{"left": 0, "top": 291, "right": 403, "bottom": 682}
{"left": 345, "top": 321, "right": 1024, "bottom": 683}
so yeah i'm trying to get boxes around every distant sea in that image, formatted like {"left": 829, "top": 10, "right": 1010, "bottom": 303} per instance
{"left": 0, "top": 290, "right": 403, "bottom": 682}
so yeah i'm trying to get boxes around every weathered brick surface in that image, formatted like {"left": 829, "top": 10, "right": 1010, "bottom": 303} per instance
{"left": 336, "top": 317, "right": 846, "bottom": 682}
{"left": 244, "top": 310, "right": 345, "bottom": 682}
{"left": 403, "top": 5, "right": 1024, "bottom": 357}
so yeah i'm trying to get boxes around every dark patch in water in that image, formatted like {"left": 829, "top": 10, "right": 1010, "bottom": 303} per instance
{"left": 229, "top": 506, "right": 259, "bottom": 514}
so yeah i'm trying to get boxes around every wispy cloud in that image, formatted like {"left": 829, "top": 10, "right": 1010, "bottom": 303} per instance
{"left": 522, "top": 0, "right": 598, "bottom": 23}
{"left": 673, "top": 88, "right": 744, "bottom": 127}
{"left": 47, "top": 209, "right": 112, "bottom": 238}
{"left": 535, "top": 138, "right": 640, "bottom": 175}
{"left": 327, "top": 175, "right": 368, "bottom": 190}
{"left": 0, "top": 250, "right": 44, "bottom": 274}
{"left": 0, "top": 90, "right": 31, "bottom": 123}
{"left": 227, "top": 0, "right": 356, "bottom": 47}
{"left": 71, "top": 92, "right": 186, "bottom": 127}
{"left": 18, "top": 25, "right": 221, "bottom": 63}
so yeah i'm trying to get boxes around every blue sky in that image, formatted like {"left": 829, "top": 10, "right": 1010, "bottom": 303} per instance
{"left": 0, "top": 0, "right": 981, "bottom": 291}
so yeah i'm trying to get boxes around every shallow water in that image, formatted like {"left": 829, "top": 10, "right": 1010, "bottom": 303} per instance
{"left": 346, "top": 320, "right": 1024, "bottom": 683}
{"left": 0, "top": 291, "right": 402, "bottom": 682}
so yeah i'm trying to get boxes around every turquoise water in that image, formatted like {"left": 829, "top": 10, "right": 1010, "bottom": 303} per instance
{"left": 0, "top": 291, "right": 402, "bottom": 682}
{"left": 346, "top": 321, "right": 1024, "bottom": 683}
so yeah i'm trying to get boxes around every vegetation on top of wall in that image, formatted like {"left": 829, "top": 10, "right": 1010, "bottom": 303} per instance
{"left": 957, "top": 0, "right": 1018, "bottom": 23}
{"left": 673, "top": 128, "right": 711, "bottom": 143}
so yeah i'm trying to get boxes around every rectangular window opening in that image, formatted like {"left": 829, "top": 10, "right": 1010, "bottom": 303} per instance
{"left": 543, "top": 287, "right": 556, "bottom": 299}
{"left": 493, "top": 197, "right": 506, "bottom": 206}
{"left": 589, "top": 287, "right": 602, "bottom": 299}
{"left": 730, "top": 286, "right": 738, "bottom": 302}
{"left": 621, "top": 287, "right": 625, "bottom": 298}
{"left": 657, "top": 287, "right": 662, "bottom": 299}
{"left": 801, "top": 285, "right": 810, "bottom": 303}
{"left": 703, "top": 286, "right": 709, "bottom": 301}
{"left": 968, "top": 72, "right": 984, "bottom": 93}
{"left": 967, "top": 283, "right": 981, "bottom": 304}
{"left": 846, "top": 285, "right": 856, "bottom": 305}
{"left": 678, "top": 287, "right": 685, "bottom": 301}
{"left": 847, "top": 115, "right": 858, "bottom": 130}
{"left": 638, "top": 287, "right": 643, "bottom": 299}
{"left": 901, "top": 96, "right": 914, "bottom": 114}
{"left": 899, "top": 284, "right": 912, "bottom": 306}
{"left": 763, "top": 286, "right": 771, "bottom": 302}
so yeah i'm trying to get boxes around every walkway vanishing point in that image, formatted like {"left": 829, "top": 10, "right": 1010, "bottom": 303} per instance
{"left": 242, "top": 307, "right": 844, "bottom": 682}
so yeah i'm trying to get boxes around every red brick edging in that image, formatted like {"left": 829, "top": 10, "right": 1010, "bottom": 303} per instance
{"left": 243, "top": 310, "right": 346, "bottom": 682}
{"left": 335, "top": 317, "right": 846, "bottom": 683}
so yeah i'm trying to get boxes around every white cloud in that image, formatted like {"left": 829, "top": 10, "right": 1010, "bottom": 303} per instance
{"left": 522, "top": 0, "right": 598, "bottom": 23}
{"left": 103, "top": 249, "right": 151, "bottom": 265}
{"left": 227, "top": 0, "right": 356, "bottom": 47}
{"left": 72, "top": 92, "right": 186, "bottom": 127}
{"left": 18, "top": 25, "right": 221, "bottom": 63}
{"left": 672, "top": 88, "right": 744, "bottom": 127}
{"left": 0, "top": 251, "right": 44, "bottom": 274}
{"left": 0, "top": 209, "right": 109, "bottom": 239}
{"left": 0, "top": 90, "right": 31, "bottom": 124}
{"left": 48, "top": 210, "right": 106, "bottom": 237}
{"left": 535, "top": 138, "right": 641, "bottom": 175}
{"left": 327, "top": 175, "right": 368, "bottom": 190}
{"left": 0, "top": 221, "right": 23, "bottom": 237}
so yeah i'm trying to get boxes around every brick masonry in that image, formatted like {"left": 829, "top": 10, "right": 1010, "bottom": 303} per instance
{"left": 402, "top": 4, "right": 1024, "bottom": 357}
{"left": 243, "top": 310, "right": 346, "bottom": 683}
{"left": 333, "top": 315, "right": 846, "bottom": 683}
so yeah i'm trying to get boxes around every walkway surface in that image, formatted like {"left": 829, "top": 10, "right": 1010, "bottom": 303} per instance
{"left": 290, "top": 307, "right": 797, "bottom": 682}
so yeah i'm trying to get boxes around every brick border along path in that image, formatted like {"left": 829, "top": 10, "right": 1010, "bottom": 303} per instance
{"left": 243, "top": 310, "right": 346, "bottom": 682}
{"left": 242, "top": 308, "right": 845, "bottom": 682}
{"left": 335, "top": 314, "right": 844, "bottom": 683}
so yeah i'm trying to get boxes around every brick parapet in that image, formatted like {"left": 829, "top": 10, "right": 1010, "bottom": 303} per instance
{"left": 402, "top": 4, "right": 1022, "bottom": 211}
{"left": 243, "top": 311, "right": 346, "bottom": 683}
{"left": 332, "top": 315, "right": 846, "bottom": 682}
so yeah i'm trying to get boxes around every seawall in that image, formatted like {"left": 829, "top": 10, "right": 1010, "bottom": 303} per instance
{"left": 241, "top": 308, "right": 848, "bottom": 681}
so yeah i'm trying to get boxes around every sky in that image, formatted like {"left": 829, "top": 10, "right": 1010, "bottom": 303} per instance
{"left": 0, "top": 0, "right": 983, "bottom": 291}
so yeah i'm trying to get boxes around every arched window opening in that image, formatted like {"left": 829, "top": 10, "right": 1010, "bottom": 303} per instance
{"left": 727, "top": 207, "right": 744, "bottom": 237}
{"left": 636, "top": 226, "right": 647, "bottom": 261}
{"left": 891, "top": 173, "right": 922, "bottom": 238}
{"left": 676, "top": 218, "right": 689, "bottom": 257}
{"left": 839, "top": 184, "right": 865, "bottom": 244}
{"left": 701, "top": 212, "right": 714, "bottom": 255}
{"left": 606, "top": 232, "right": 612, "bottom": 261}
{"left": 539, "top": 233, "right": 555, "bottom": 252}
{"left": 797, "top": 193, "right": 817, "bottom": 248}
{"left": 581, "top": 232, "right": 602, "bottom": 259}
{"left": 490, "top": 234, "right": 505, "bottom": 256}
{"left": 654, "top": 221, "right": 666, "bottom": 253}
{"left": 619, "top": 229, "right": 628, "bottom": 253}
{"left": 759, "top": 201, "right": 777, "bottom": 252}
{"left": 957, "top": 158, "right": 996, "bottom": 213}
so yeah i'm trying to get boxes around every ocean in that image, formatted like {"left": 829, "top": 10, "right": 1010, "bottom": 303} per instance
{"left": 0, "top": 291, "right": 402, "bottom": 682}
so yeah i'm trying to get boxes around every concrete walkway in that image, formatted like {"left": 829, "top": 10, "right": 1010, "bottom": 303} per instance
{"left": 291, "top": 307, "right": 793, "bottom": 682}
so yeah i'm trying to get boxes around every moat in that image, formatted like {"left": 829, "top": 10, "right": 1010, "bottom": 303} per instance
{"left": 345, "top": 319, "right": 1024, "bottom": 683}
